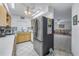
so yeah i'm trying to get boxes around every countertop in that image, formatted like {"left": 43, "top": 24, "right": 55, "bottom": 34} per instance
{"left": 0, "top": 35, "right": 15, "bottom": 56}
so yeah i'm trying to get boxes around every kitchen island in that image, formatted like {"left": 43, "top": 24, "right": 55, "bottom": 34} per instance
{"left": 0, "top": 35, "right": 16, "bottom": 56}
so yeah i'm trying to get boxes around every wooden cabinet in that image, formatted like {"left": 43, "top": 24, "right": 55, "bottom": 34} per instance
{"left": 0, "top": 4, "right": 7, "bottom": 26}
{"left": 16, "top": 32, "right": 31, "bottom": 44}
{"left": 0, "top": 4, "right": 11, "bottom": 27}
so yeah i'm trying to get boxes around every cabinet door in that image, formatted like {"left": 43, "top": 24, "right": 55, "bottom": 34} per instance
{"left": 0, "top": 5, "right": 6, "bottom": 26}
{"left": 26, "top": 32, "right": 31, "bottom": 40}
{"left": 6, "top": 15, "right": 11, "bottom": 26}
{"left": 16, "top": 32, "right": 31, "bottom": 43}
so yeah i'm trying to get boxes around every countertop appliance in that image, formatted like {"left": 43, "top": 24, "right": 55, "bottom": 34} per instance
{"left": 0, "top": 26, "right": 6, "bottom": 37}
{"left": 5, "top": 27, "right": 17, "bottom": 35}
{"left": 5, "top": 27, "right": 12, "bottom": 35}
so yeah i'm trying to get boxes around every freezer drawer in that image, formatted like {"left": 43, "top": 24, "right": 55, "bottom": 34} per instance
{"left": 33, "top": 39, "right": 43, "bottom": 56}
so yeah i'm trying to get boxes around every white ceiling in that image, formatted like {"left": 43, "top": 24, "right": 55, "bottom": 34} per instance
{"left": 6, "top": 3, "right": 72, "bottom": 18}
{"left": 7, "top": 3, "right": 48, "bottom": 18}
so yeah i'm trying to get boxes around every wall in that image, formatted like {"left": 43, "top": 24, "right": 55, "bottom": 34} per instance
{"left": 11, "top": 15, "right": 31, "bottom": 32}
{"left": 72, "top": 4, "right": 79, "bottom": 56}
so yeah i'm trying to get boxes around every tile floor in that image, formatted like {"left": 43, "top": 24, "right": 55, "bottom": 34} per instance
{"left": 16, "top": 41, "right": 72, "bottom": 56}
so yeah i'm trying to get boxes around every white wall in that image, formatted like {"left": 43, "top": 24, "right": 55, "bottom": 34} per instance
{"left": 72, "top": 4, "right": 79, "bottom": 56}
{"left": 11, "top": 15, "right": 31, "bottom": 32}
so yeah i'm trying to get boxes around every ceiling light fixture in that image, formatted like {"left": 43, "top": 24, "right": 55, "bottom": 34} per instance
{"left": 24, "top": 10, "right": 32, "bottom": 15}
{"left": 24, "top": 7, "right": 32, "bottom": 16}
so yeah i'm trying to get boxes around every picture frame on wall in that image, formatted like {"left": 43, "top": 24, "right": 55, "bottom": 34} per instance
{"left": 73, "top": 15, "right": 78, "bottom": 25}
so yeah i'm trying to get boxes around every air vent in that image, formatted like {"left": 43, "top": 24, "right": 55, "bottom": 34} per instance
{"left": 20, "top": 16, "right": 25, "bottom": 19}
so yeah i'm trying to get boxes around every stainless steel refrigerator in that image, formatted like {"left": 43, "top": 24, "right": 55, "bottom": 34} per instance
{"left": 32, "top": 16, "right": 54, "bottom": 56}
